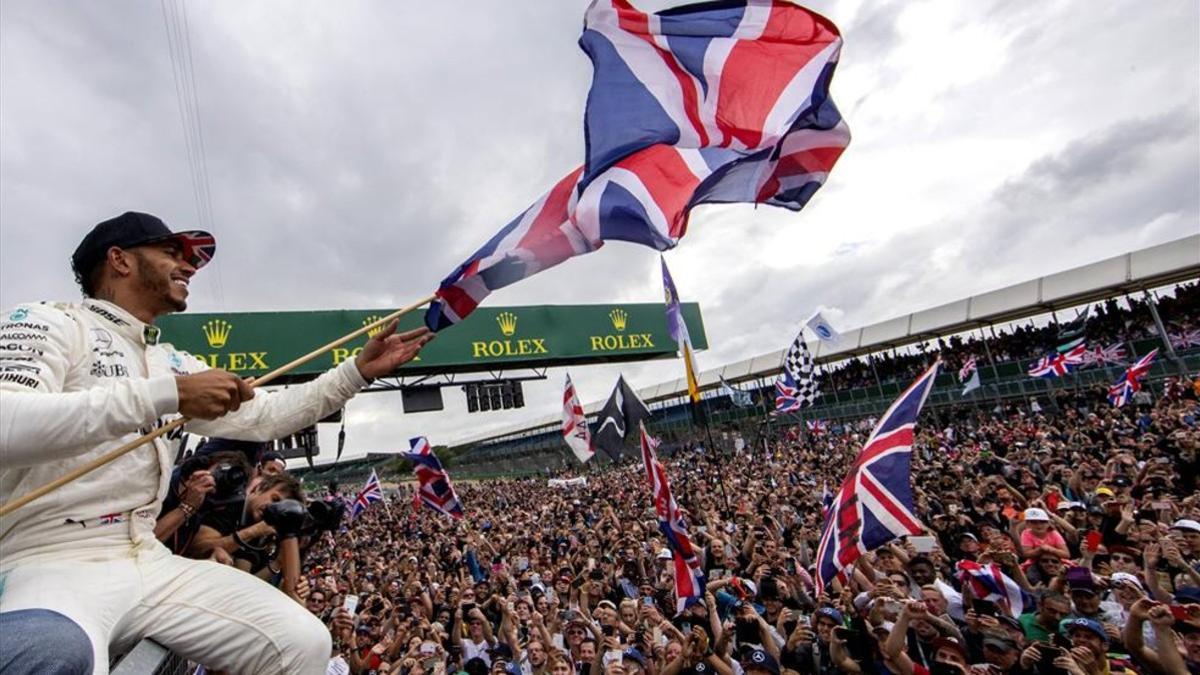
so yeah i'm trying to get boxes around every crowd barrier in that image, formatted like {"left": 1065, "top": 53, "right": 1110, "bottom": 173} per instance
{"left": 110, "top": 639, "right": 188, "bottom": 675}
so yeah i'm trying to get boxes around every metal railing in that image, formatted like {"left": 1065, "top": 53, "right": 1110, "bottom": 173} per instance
{"left": 110, "top": 639, "right": 189, "bottom": 675}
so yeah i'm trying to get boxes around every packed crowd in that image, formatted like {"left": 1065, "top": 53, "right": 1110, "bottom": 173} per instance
{"left": 148, "top": 363, "right": 1200, "bottom": 675}
{"left": 822, "top": 283, "right": 1198, "bottom": 392}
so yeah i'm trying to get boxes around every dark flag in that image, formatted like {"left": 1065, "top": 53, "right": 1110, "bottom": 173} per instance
{"left": 593, "top": 375, "right": 650, "bottom": 459}
{"left": 1057, "top": 307, "right": 1090, "bottom": 353}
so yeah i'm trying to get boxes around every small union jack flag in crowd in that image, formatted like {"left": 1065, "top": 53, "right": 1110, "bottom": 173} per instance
{"left": 774, "top": 371, "right": 804, "bottom": 413}
{"left": 1170, "top": 328, "right": 1200, "bottom": 351}
{"left": 1080, "top": 342, "right": 1128, "bottom": 368}
{"left": 1108, "top": 348, "right": 1159, "bottom": 408}
{"left": 958, "top": 357, "right": 977, "bottom": 382}
{"left": 956, "top": 560, "right": 1032, "bottom": 618}
{"left": 175, "top": 231, "right": 217, "bottom": 270}
{"left": 815, "top": 361, "right": 940, "bottom": 592}
{"left": 640, "top": 423, "right": 705, "bottom": 612}
{"left": 806, "top": 419, "right": 828, "bottom": 434}
{"left": 351, "top": 469, "right": 384, "bottom": 519}
{"left": 1027, "top": 343, "right": 1087, "bottom": 379}
{"left": 405, "top": 437, "right": 464, "bottom": 520}
{"left": 820, "top": 481, "right": 833, "bottom": 519}
{"left": 562, "top": 374, "right": 595, "bottom": 464}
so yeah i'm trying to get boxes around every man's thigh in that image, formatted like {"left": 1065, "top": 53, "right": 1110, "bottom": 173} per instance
{"left": 0, "top": 555, "right": 141, "bottom": 673}
{"left": 116, "top": 550, "right": 330, "bottom": 675}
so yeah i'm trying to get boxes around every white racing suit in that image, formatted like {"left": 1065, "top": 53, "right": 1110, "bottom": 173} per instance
{"left": 0, "top": 299, "right": 367, "bottom": 674}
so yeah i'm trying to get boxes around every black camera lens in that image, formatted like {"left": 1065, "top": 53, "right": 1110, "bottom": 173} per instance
{"left": 207, "top": 462, "right": 248, "bottom": 505}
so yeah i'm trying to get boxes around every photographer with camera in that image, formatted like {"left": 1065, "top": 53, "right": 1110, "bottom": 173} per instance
{"left": 155, "top": 449, "right": 253, "bottom": 554}
{"left": 190, "top": 470, "right": 310, "bottom": 602}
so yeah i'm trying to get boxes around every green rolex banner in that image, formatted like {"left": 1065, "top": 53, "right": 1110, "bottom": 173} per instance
{"left": 156, "top": 303, "right": 706, "bottom": 381}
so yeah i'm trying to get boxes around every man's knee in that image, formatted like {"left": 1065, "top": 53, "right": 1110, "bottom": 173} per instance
{"left": 0, "top": 609, "right": 94, "bottom": 674}
{"left": 277, "top": 607, "right": 331, "bottom": 674}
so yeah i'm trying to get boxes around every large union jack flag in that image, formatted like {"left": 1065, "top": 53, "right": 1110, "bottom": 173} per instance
{"left": 425, "top": 0, "right": 848, "bottom": 331}
{"left": 815, "top": 362, "right": 940, "bottom": 592}
{"left": 1027, "top": 343, "right": 1087, "bottom": 378}
{"left": 404, "top": 437, "right": 464, "bottom": 519}
{"left": 351, "top": 469, "right": 384, "bottom": 519}
{"left": 640, "top": 423, "right": 705, "bottom": 612}
{"left": 1108, "top": 348, "right": 1159, "bottom": 407}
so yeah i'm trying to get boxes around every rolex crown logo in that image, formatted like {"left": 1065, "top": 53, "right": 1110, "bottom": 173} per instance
{"left": 609, "top": 308, "right": 628, "bottom": 332}
{"left": 496, "top": 311, "right": 518, "bottom": 337}
{"left": 202, "top": 319, "right": 232, "bottom": 348}
{"left": 363, "top": 315, "right": 385, "bottom": 338}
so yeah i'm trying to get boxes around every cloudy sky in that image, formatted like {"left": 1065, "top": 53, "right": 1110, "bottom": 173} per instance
{"left": 2, "top": 1, "right": 1197, "bottom": 461}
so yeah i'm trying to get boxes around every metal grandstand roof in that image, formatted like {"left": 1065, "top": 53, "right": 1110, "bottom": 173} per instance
{"left": 458, "top": 234, "right": 1199, "bottom": 446}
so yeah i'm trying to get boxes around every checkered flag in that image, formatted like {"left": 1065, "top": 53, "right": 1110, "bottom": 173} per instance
{"left": 780, "top": 332, "right": 820, "bottom": 408}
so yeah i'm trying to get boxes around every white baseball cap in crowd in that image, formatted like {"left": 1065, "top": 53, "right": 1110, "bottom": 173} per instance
{"left": 1023, "top": 508, "right": 1050, "bottom": 522}
{"left": 1171, "top": 519, "right": 1200, "bottom": 533}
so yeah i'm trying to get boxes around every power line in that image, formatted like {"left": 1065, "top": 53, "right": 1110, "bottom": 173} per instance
{"left": 160, "top": 0, "right": 225, "bottom": 307}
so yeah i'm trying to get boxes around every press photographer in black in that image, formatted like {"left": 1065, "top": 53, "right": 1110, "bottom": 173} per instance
{"left": 190, "top": 462, "right": 309, "bottom": 601}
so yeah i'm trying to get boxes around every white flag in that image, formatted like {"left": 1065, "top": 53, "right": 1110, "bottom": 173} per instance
{"left": 961, "top": 369, "right": 981, "bottom": 397}
{"left": 561, "top": 374, "right": 594, "bottom": 464}
{"left": 806, "top": 311, "right": 841, "bottom": 345}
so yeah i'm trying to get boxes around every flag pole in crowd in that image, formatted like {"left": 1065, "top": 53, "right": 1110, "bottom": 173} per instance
{"left": 0, "top": 294, "right": 437, "bottom": 517}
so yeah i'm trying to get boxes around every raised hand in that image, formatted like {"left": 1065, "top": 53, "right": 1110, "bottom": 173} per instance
{"left": 355, "top": 321, "right": 433, "bottom": 379}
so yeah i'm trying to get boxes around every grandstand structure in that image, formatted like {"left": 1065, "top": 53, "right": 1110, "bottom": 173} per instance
{"left": 441, "top": 235, "right": 1199, "bottom": 476}
{"left": 291, "top": 236, "right": 1199, "bottom": 485}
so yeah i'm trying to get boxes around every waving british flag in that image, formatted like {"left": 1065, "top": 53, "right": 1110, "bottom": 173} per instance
{"left": 426, "top": 0, "right": 848, "bottom": 331}
{"left": 1027, "top": 343, "right": 1087, "bottom": 379}
{"left": 640, "top": 423, "right": 705, "bottom": 612}
{"left": 774, "top": 371, "right": 803, "bottom": 414}
{"left": 957, "top": 560, "right": 1031, "bottom": 618}
{"left": 351, "top": 469, "right": 384, "bottom": 519}
{"left": 1108, "top": 348, "right": 1159, "bottom": 408}
{"left": 562, "top": 373, "right": 595, "bottom": 464}
{"left": 1170, "top": 328, "right": 1200, "bottom": 351}
{"left": 815, "top": 362, "right": 940, "bottom": 592}
{"left": 404, "top": 437, "right": 464, "bottom": 519}
{"left": 1080, "top": 342, "right": 1128, "bottom": 369}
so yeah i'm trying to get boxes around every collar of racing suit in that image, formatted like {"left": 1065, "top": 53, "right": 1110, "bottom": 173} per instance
{"left": 82, "top": 298, "right": 162, "bottom": 345}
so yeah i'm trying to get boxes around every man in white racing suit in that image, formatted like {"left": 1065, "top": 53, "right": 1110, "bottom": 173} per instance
{"left": 0, "top": 211, "right": 433, "bottom": 674}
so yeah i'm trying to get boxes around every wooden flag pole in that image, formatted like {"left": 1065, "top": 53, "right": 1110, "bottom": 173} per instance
{"left": 0, "top": 293, "right": 437, "bottom": 518}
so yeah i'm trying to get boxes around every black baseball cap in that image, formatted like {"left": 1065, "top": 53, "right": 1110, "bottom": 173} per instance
{"left": 71, "top": 211, "right": 215, "bottom": 282}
